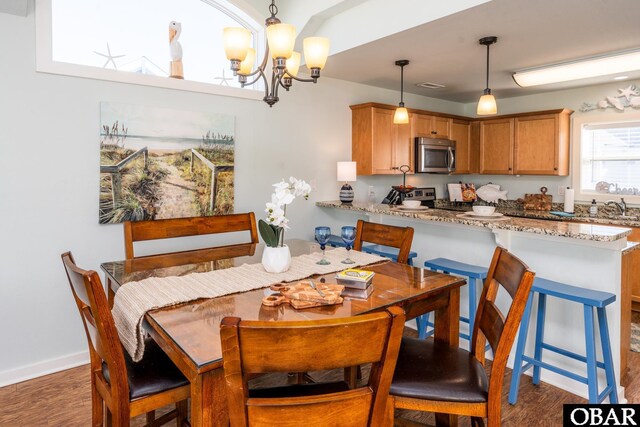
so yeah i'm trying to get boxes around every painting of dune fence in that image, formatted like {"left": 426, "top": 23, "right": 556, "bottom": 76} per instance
{"left": 99, "top": 102, "right": 234, "bottom": 224}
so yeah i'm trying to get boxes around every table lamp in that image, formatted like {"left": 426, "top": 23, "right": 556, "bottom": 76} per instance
{"left": 337, "top": 161, "right": 356, "bottom": 204}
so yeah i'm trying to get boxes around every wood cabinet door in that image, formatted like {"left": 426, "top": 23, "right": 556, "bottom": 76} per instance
{"left": 395, "top": 119, "right": 413, "bottom": 173}
{"left": 514, "top": 114, "right": 559, "bottom": 175}
{"left": 433, "top": 116, "right": 452, "bottom": 139}
{"left": 479, "top": 118, "right": 514, "bottom": 174}
{"left": 413, "top": 114, "right": 434, "bottom": 137}
{"left": 451, "top": 120, "right": 471, "bottom": 174}
{"left": 371, "top": 108, "right": 396, "bottom": 174}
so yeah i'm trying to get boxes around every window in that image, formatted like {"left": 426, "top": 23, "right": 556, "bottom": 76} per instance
{"left": 36, "top": 0, "right": 263, "bottom": 99}
{"left": 574, "top": 114, "right": 640, "bottom": 202}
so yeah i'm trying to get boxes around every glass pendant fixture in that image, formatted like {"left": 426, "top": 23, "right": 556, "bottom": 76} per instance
{"left": 477, "top": 36, "right": 498, "bottom": 116}
{"left": 394, "top": 60, "right": 410, "bottom": 124}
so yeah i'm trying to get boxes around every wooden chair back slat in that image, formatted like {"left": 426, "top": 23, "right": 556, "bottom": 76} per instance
{"left": 247, "top": 389, "right": 373, "bottom": 427}
{"left": 353, "top": 220, "right": 414, "bottom": 264}
{"left": 61, "top": 252, "right": 129, "bottom": 399}
{"left": 470, "top": 247, "right": 535, "bottom": 421}
{"left": 124, "top": 212, "right": 258, "bottom": 259}
{"left": 221, "top": 306, "right": 405, "bottom": 427}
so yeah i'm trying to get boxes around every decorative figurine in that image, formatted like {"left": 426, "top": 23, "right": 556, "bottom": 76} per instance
{"left": 169, "top": 21, "right": 183, "bottom": 79}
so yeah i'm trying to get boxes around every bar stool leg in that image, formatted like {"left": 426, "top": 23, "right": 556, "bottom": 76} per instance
{"left": 416, "top": 314, "right": 429, "bottom": 339}
{"left": 532, "top": 293, "right": 547, "bottom": 385}
{"left": 584, "top": 305, "right": 599, "bottom": 403}
{"left": 508, "top": 293, "right": 535, "bottom": 405}
{"left": 597, "top": 307, "right": 618, "bottom": 403}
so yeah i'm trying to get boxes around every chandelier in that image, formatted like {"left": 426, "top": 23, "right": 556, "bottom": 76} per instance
{"left": 223, "top": 1, "right": 330, "bottom": 107}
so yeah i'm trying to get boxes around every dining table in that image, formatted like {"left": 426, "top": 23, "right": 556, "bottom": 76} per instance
{"left": 101, "top": 239, "right": 465, "bottom": 427}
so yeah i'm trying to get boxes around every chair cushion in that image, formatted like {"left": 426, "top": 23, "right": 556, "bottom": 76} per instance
{"left": 249, "top": 381, "right": 350, "bottom": 399}
{"left": 390, "top": 337, "right": 488, "bottom": 403}
{"left": 103, "top": 337, "right": 189, "bottom": 400}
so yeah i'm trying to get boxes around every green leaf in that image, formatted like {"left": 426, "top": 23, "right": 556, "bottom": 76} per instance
{"left": 258, "top": 219, "right": 278, "bottom": 247}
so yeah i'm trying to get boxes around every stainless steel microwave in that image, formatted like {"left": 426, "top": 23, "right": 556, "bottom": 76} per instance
{"left": 415, "top": 137, "right": 456, "bottom": 174}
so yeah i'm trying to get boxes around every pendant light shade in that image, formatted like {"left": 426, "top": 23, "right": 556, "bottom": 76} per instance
{"left": 394, "top": 59, "right": 410, "bottom": 124}
{"left": 477, "top": 36, "right": 498, "bottom": 116}
{"left": 223, "top": 27, "right": 251, "bottom": 61}
{"left": 303, "top": 37, "right": 330, "bottom": 70}
{"left": 266, "top": 23, "right": 296, "bottom": 59}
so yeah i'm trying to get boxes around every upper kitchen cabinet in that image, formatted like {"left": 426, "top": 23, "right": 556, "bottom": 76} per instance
{"left": 513, "top": 109, "right": 572, "bottom": 175}
{"left": 351, "top": 104, "right": 413, "bottom": 175}
{"left": 413, "top": 114, "right": 452, "bottom": 139}
{"left": 478, "top": 109, "right": 573, "bottom": 176}
{"left": 479, "top": 118, "right": 514, "bottom": 174}
{"left": 450, "top": 119, "right": 475, "bottom": 174}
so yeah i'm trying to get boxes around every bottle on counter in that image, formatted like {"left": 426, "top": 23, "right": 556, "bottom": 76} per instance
{"left": 590, "top": 199, "right": 598, "bottom": 217}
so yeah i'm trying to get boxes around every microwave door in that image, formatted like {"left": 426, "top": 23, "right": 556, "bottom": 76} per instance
{"left": 419, "top": 145, "right": 450, "bottom": 173}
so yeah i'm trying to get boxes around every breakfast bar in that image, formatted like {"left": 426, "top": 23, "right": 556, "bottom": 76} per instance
{"left": 317, "top": 200, "right": 637, "bottom": 402}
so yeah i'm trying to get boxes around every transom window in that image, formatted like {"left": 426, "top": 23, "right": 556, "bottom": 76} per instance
{"left": 36, "top": 0, "right": 264, "bottom": 98}
{"left": 576, "top": 118, "right": 640, "bottom": 201}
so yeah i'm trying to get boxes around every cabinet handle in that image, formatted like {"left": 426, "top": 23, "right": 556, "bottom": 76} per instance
{"left": 554, "top": 167, "right": 558, "bottom": 171}
{"left": 431, "top": 131, "right": 437, "bottom": 134}
{"left": 508, "top": 167, "right": 512, "bottom": 171}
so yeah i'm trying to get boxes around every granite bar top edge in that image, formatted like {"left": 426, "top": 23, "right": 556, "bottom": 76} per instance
{"left": 316, "top": 201, "right": 632, "bottom": 243}
{"left": 623, "top": 242, "right": 640, "bottom": 255}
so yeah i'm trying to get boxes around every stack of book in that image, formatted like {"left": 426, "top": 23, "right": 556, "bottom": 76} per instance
{"left": 336, "top": 268, "right": 375, "bottom": 299}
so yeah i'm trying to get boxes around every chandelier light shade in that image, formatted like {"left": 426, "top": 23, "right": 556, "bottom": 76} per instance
{"left": 394, "top": 59, "right": 410, "bottom": 124}
{"left": 222, "top": 0, "right": 330, "bottom": 107}
{"left": 513, "top": 49, "right": 640, "bottom": 87}
{"left": 477, "top": 36, "right": 498, "bottom": 116}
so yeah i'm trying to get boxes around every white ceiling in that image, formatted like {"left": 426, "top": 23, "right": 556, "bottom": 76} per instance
{"left": 311, "top": 0, "right": 640, "bottom": 103}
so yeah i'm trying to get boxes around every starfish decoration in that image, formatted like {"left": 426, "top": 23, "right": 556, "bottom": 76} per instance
{"left": 617, "top": 85, "right": 639, "bottom": 101}
{"left": 93, "top": 43, "right": 125, "bottom": 70}
{"left": 214, "top": 69, "right": 233, "bottom": 86}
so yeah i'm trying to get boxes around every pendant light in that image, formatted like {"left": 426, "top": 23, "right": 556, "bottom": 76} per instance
{"left": 477, "top": 36, "right": 498, "bottom": 116}
{"left": 394, "top": 60, "right": 410, "bottom": 124}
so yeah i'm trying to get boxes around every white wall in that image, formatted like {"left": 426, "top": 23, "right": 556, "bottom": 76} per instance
{"left": 0, "top": 8, "right": 464, "bottom": 382}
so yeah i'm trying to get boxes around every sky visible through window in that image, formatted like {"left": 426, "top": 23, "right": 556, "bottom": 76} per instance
{"left": 51, "top": 0, "right": 257, "bottom": 88}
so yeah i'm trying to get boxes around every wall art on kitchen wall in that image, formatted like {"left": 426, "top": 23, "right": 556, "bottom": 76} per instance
{"left": 580, "top": 84, "right": 640, "bottom": 112}
{"left": 99, "top": 102, "right": 235, "bottom": 224}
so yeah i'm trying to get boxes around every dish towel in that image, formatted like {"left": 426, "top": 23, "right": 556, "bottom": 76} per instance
{"left": 112, "top": 247, "right": 387, "bottom": 362}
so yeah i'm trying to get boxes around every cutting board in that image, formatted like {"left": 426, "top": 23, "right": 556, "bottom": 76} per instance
{"left": 262, "top": 281, "right": 344, "bottom": 309}
{"left": 523, "top": 186, "right": 552, "bottom": 211}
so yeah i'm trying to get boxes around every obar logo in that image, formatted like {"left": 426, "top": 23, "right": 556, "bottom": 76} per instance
{"left": 564, "top": 405, "right": 640, "bottom": 426}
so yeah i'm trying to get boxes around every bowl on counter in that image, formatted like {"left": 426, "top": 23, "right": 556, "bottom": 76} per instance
{"left": 472, "top": 205, "right": 496, "bottom": 216}
{"left": 402, "top": 200, "right": 422, "bottom": 209}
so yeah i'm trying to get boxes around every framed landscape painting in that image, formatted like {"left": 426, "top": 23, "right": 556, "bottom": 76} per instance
{"left": 99, "top": 102, "right": 234, "bottom": 224}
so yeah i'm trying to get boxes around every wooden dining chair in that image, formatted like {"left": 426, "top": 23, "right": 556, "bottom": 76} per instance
{"left": 220, "top": 306, "right": 406, "bottom": 427}
{"left": 61, "top": 252, "right": 190, "bottom": 427}
{"left": 123, "top": 212, "right": 259, "bottom": 259}
{"left": 388, "top": 246, "right": 535, "bottom": 427}
{"left": 353, "top": 219, "right": 414, "bottom": 264}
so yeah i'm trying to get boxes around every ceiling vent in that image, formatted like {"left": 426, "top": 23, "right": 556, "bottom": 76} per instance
{"left": 416, "top": 81, "right": 446, "bottom": 89}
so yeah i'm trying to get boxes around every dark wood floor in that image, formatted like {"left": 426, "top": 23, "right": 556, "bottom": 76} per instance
{"left": 2, "top": 327, "right": 639, "bottom": 427}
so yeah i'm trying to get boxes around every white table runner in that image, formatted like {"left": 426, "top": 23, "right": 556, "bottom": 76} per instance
{"left": 112, "top": 247, "right": 387, "bottom": 361}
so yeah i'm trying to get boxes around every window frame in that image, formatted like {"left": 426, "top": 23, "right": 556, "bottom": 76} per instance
{"left": 572, "top": 111, "right": 640, "bottom": 205}
{"left": 35, "top": 0, "right": 264, "bottom": 101}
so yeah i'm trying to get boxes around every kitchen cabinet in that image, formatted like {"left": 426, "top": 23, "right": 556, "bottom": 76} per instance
{"left": 413, "top": 114, "right": 452, "bottom": 139}
{"left": 351, "top": 105, "right": 413, "bottom": 175}
{"left": 477, "top": 109, "right": 572, "bottom": 175}
{"left": 479, "top": 118, "right": 514, "bottom": 174}
{"left": 450, "top": 119, "right": 474, "bottom": 174}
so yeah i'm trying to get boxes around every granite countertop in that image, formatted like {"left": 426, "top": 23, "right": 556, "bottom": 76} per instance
{"left": 316, "top": 201, "right": 632, "bottom": 243}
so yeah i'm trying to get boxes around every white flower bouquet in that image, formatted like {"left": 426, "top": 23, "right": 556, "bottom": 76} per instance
{"left": 259, "top": 177, "right": 312, "bottom": 247}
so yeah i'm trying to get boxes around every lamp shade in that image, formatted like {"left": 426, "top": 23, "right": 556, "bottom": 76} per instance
{"left": 303, "top": 37, "right": 330, "bottom": 69}
{"left": 337, "top": 161, "right": 357, "bottom": 182}
{"left": 393, "top": 107, "right": 409, "bottom": 124}
{"left": 223, "top": 27, "right": 251, "bottom": 61}
{"left": 285, "top": 51, "right": 301, "bottom": 77}
{"left": 477, "top": 94, "right": 497, "bottom": 115}
{"left": 238, "top": 48, "right": 256, "bottom": 75}
{"left": 266, "top": 23, "right": 296, "bottom": 59}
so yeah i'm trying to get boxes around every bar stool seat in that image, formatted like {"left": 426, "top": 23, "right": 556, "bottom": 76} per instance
{"left": 418, "top": 258, "right": 488, "bottom": 341}
{"left": 508, "top": 277, "right": 618, "bottom": 404}
{"left": 361, "top": 244, "right": 418, "bottom": 266}
{"left": 327, "top": 234, "right": 347, "bottom": 248}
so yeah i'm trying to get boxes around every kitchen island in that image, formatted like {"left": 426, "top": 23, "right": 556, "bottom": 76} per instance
{"left": 317, "top": 200, "right": 637, "bottom": 402}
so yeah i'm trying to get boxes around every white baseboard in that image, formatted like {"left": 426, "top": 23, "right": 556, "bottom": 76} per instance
{"left": 0, "top": 350, "right": 89, "bottom": 388}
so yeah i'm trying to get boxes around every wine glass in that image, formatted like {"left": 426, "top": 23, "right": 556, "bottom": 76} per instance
{"left": 341, "top": 226, "right": 356, "bottom": 264}
{"left": 314, "top": 226, "right": 331, "bottom": 265}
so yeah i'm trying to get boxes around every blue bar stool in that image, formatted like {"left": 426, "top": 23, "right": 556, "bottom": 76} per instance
{"left": 361, "top": 244, "right": 418, "bottom": 266}
{"left": 417, "top": 258, "right": 488, "bottom": 341}
{"left": 508, "top": 277, "right": 618, "bottom": 404}
{"left": 327, "top": 234, "right": 347, "bottom": 248}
